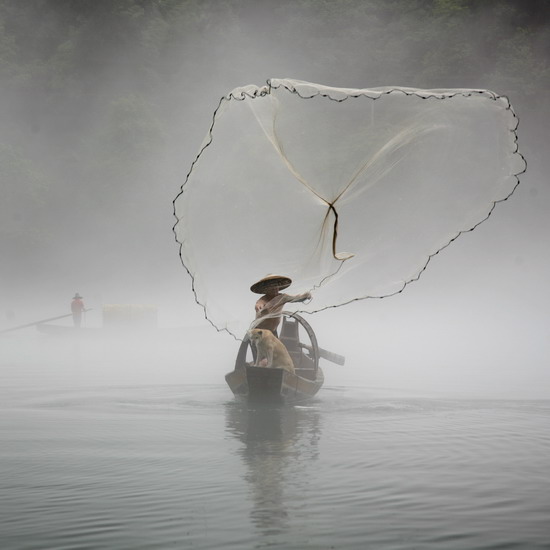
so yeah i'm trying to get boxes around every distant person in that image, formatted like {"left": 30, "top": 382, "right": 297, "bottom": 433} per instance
{"left": 71, "top": 293, "right": 85, "bottom": 328}
{"left": 251, "top": 275, "right": 311, "bottom": 336}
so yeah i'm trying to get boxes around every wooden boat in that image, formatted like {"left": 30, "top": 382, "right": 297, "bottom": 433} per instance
{"left": 225, "top": 312, "right": 326, "bottom": 404}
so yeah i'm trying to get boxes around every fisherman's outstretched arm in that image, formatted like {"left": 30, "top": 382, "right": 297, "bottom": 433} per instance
{"left": 286, "top": 291, "right": 312, "bottom": 303}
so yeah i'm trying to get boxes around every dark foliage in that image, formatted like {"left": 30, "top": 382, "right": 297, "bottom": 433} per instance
{"left": 0, "top": 0, "right": 547, "bottom": 286}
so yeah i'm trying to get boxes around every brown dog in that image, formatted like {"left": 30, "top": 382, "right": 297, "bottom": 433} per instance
{"left": 247, "top": 329, "right": 295, "bottom": 373}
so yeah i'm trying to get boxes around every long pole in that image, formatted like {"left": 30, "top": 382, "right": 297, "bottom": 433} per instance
{"left": 0, "top": 310, "right": 92, "bottom": 334}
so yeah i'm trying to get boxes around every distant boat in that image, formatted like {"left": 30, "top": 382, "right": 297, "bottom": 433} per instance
{"left": 34, "top": 324, "right": 185, "bottom": 338}
{"left": 36, "top": 324, "right": 101, "bottom": 336}
{"left": 225, "top": 312, "right": 331, "bottom": 404}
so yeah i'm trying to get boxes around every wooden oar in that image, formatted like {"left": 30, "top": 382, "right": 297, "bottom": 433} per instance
{"left": 300, "top": 342, "right": 345, "bottom": 366}
{"left": 0, "top": 310, "right": 92, "bottom": 334}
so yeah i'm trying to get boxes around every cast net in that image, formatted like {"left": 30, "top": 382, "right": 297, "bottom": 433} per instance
{"left": 173, "top": 79, "right": 525, "bottom": 338}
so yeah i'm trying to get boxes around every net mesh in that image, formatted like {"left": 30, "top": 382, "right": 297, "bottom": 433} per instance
{"left": 173, "top": 79, "right": 526, "bottom": 338}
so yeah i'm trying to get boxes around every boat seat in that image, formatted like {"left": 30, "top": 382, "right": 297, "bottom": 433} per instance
{"left": 279, "top": 316, "right": 304, "bottom": 369}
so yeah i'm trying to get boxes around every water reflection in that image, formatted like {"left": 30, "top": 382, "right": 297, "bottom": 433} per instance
{"left": 225, "top": 401, "right": 322, "bottom": 537}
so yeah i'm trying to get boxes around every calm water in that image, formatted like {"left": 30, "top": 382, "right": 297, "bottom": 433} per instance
{"left": 1, "top": 334, "right": 549, "bottom": 549}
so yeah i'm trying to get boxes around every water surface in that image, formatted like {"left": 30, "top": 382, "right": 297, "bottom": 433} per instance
{"left": 1, "top": 334, "right": 549, "bottom": 549}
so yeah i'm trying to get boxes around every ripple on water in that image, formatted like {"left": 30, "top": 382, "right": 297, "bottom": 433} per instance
{"left": 1, "top": 386, "right": 549, "bottom": 550}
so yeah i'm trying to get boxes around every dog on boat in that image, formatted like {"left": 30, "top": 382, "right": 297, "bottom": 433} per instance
{"left": 247, "top": 329, "right": 295, "bottom": 374}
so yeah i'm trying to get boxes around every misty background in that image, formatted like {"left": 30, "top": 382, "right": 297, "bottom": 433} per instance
{"left": 1, "top": 0, "right": 549, "bottom": 397}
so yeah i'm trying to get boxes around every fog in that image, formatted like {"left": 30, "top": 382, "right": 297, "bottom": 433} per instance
{"left": 1, "top": 0, "right": 549, "bottom": 399}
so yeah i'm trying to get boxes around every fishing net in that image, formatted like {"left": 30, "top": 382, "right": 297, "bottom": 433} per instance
{"left": 173, "top": 79, "right": 525, "bottom": 338}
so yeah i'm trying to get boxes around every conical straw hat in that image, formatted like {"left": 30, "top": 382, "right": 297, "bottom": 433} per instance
{"left": 250, "top": 275, "right": 292, "bottom": 294}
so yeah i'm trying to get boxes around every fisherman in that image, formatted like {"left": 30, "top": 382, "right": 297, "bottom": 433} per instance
{"left": 71, "top": 293, "right": 86, "bottom": 328}
{"left": 251, "top": 275, "right": 311, "bottom": 336}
